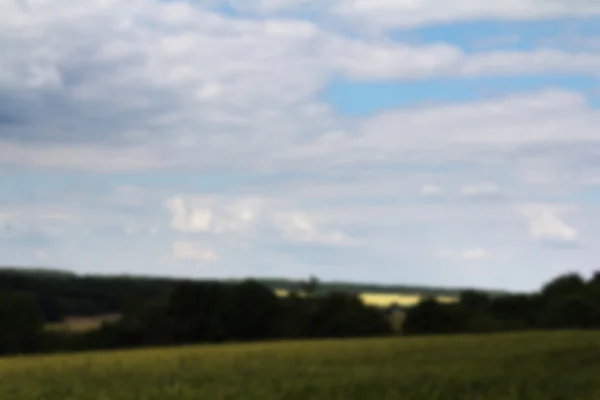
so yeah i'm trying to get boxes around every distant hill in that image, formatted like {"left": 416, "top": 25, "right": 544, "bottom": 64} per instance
{"left": 0, "top": 267, "right": 512, "bottom": 296}
{"left": 0, "top": 267, "right": 76, "bottom": 279}
{"left": 252, "top": 277, "right": 511, "bottom": 297}
{"left": 0, "top": 266, "right": 512, "bottom": 323}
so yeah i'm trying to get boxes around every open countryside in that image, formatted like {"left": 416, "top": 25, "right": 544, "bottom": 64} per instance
{"left": 2, "top": 268, "right": 600, "bottom": 399}
{"left": 2, "top": 0, "right": 600, "bottom": 398}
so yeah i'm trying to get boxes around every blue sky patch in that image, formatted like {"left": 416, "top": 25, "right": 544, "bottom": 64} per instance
{"left": 393, "top": 18, "right": 600, "bottom": 53}
{"left": 323, "top": 75, "right": 598, "bottom": 116}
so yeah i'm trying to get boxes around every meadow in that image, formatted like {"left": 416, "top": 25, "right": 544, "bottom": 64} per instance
{"left": 2, "top": 330, "right": 599, "bottom": 399}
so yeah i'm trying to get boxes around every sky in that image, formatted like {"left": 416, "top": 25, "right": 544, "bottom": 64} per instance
{"left": 1, "top": 0, "right": 600, "bottom": 292}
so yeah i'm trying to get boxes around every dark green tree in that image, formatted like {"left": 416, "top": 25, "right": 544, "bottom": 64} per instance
{"left": 306, "top": 292, "right": 391, "bottom": 338}
{"left": 0, "top": 291, "right": 44, "bottom": 354}
{"left": 538, "top": 294, "right": 593, "bottom": 329}
{"left": 303, "top": 275, "right": 319, "bottom": 296}
{"left": 459, "top": 290, "right": 491, "bottom": 311}
{"left": 541, "top": 273, "right": 586, "bottom": 299}
{"left": 226, "top": 280, "right": 282, "bottom": 340}
{"left": 165, "top": 281, "right": 232, "bottom": 343}
{"left": 490, "top": 294, "right": 541, "bottom": 330}
{"left": 402, "top": 297, "right": 468, "bottom": 335}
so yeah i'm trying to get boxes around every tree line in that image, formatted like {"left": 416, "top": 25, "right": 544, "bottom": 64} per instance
{"left": 402, "top": 271, "right": 600, "bottom": 334}
{"left": 0, "top": 269, "right": 177, "bottom": 322}
{"left": 1, "top": 269, "right": 600, "bottom": 356}
{"left": 0, "top": 269, "right": 468, "bottom": 323}
{"left": 0, "top": 278, "right": 391, "bottom": 355}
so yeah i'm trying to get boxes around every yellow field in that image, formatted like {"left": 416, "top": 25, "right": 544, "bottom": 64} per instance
{"left": 1, "top": 331, "right": 600, "bottom": 399}
{"left": 359, "top": 292, "right": 457, "bottom": 307}
{"left": 274, "top": 289, "right": 457, "bottom": 307}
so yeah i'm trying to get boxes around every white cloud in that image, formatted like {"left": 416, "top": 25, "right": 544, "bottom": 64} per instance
{"left": 461, "top": 248, "right": 491, "bottom": 260}
{"left": 435, "top": 249, "right": 452, "bottom": 259}
{"left": 459, "top": 49, "right": 600, "bottom": 77}
{"left": 434, "top": 248, "right": 491, "bottom": 261}
{"left": 39, "top": 213, "right": 74, "bottom": 221}
{"left": 303, "top": 89, "right": 600, "bottom": 173}
{"left": 165, "top": 197, "right": 214, "bottom": 233}
{"left": 2, "top": 0, "right": 600, "bottom": 292}
{"left": 35, "top": 249, "right": 50, "bottom": 262}
{"left": 583, "top": 177, "right": 600, "bottom": 186}
{"left": 111, "top": 186, "right": 145, "bottom": 207}
{"left": 460, "top": 182, "right": 501, "bottom": 198}
{"left": 515, "top": 155, "right": 573, "bottom": 186}
{"left": 271, "top": 212, "right": 354, "bottom": 245}
{"left": 1, "top": 2, "right": 600, "bottom": 174}
{"left": 3, "top": 183, "right": 597, "bottom": 290}
{"left": 172, "top": 241, "right": 218, "bottom": 262}
{"left": 520, "top": 204, "right": 579, "bottom": 245}
{"left": 165, "top": 195, "right": 354, "bottom": 246}
{"left": 421, "top": 184, "right": 444, "bottom": 197}
{"left": 124, "top": 223, "right": 138, "bottom": 235}
{"left": 0, "top": 212, "right": 17, "bottom": 223}
{"left": 331, "top": 0, "right": 600, "bottom": 30}
{"left": 323, "top": 39, "right": 464, "bottom": 81}
{"left": 330, "top": 46, "right": 600, "bottom": 82}
{"left": 193, "top": 0, "right": 600, "bottom": 29}
{"left": 165, "top": 196, "right": 261, "bottom": 235}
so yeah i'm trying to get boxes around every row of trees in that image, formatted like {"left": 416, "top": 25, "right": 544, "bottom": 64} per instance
{"left": 402, "top": 272, "right": 600, "bottom": 334}
{"left": 2, "top": 270, "right": 600, "bottom": 356}
{"left": 0, "top": 269, "right": 176, "bottom": 322}
{"left": 0, "top": 279, "right": 391, "bottom": 355}
{"left": 0, "top": 269, "right": 469, "bottom": 323}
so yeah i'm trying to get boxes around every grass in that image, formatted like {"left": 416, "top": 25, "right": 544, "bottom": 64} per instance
{"left": 2, "top": 331, "right": 600, "bottom": 399}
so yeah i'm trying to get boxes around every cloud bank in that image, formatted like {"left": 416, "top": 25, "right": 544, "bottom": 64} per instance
{"left": 1, "top": 0, "right": 599, "bottom": 291}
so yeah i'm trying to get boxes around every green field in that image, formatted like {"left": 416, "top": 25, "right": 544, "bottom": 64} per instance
{"left": 2, "top": 331, "right": 600, "bottom": 399}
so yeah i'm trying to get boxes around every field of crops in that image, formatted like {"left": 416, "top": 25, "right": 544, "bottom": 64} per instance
{"left": 359, "top": 292, "right": 457, "bottom": 307}
{"left": 1, "top": 331, "right": 600, "bottom": 399}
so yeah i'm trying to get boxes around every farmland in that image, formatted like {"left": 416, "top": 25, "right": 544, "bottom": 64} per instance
{"left": 2, "top": 331, "right": 600, "bottom": 399}
{"left": 359, "top": 292, "right": 456, "bottom": 307}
